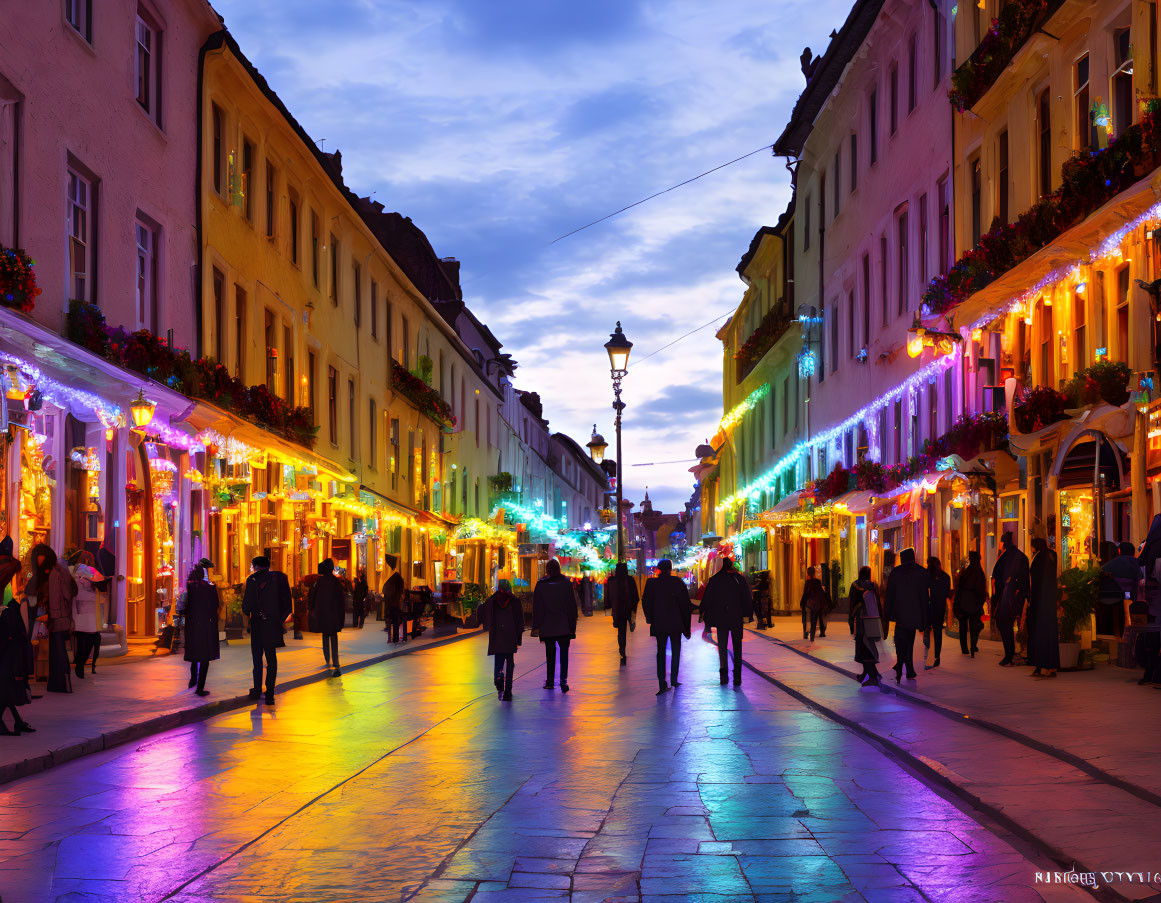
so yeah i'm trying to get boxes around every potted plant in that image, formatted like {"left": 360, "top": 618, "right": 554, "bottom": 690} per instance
{"left": 1058, "top": 565, "right": 1098, "bottom": 669}
{"left": 221, "top": 584, "right": 246, "bottom": 640}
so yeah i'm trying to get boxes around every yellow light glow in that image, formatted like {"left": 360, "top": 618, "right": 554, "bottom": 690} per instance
{"left": 907, "top": 334, "right": 924, "bottom": 358}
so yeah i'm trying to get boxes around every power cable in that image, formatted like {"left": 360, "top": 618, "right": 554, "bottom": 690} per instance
{"left": 629, "top": 308, "right": 735, "bottom": 367}
{"left": 549, "top": 144, "right": 774, "bottom": 245}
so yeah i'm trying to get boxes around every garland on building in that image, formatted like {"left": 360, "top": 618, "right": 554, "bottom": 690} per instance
{"left": 805, "top": 411, "right": 1009, "bottom": 505}
{"left": 923, "top": 100, "right": 1161, "bottom": 316}
{"left": 733, "top": 306, "right": 794, "bottom": 380}
{"left": 948, "top": 0, "right": 1053, "bottom": 112}
{"left": 0, "top": 246, "right": 42, "bottom": 313}
{"left": 391, "top": 361, "right": 456, "bottom": 429}
{"left": 66, "top": 301, "right": 318, "bottom": 448}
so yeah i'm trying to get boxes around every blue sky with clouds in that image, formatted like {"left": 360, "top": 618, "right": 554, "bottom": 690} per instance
{"left": 213, "top": 0, "right": 849, "bottom": 514}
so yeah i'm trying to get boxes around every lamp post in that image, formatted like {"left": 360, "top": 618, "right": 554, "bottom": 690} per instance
{"left": 604, "top": 322, "right": 632, "bottom": 562}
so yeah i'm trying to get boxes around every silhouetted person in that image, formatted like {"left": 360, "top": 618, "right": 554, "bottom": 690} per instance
{"left": 309, "top": 558, "right": 345, "bottom": 676}
{"left": 352, "top": 571, "right": 368, "bottom": 628}
{"left": 383, "top": 554, "right": 407, "bottom": 642}
{"left": 700, "top": 556, "right": 753, "bottom": 686}
{"left": 885, "top": 548, "right": 927, "bottom": 682}
{"left": 754, "top": 571, "right": 773, "bottom": 629}
{"left": 480, "top": 579, "right": 523, "bottom": 700}
{"left": 954, "top": 551, "right": 987, "bottom": 657}
{"left": 606, "top": 562, "right": 639, "bottom": 665}
{"left": 992, "top": 532, "right": 1029, "bottom": 666}
{"left": 848, "top": 566, "right": 882, "bottom": 687}
{"left": 925, "top": 556, "right": 951, "bottom": 668}
{"left": 182, "top": 566, "right": 220, "bottom": 696}
{"left": 33, "top": 545, "right": 76, "bottom": 694}
{"left": 642, "top": 559, "right": 693, "bottom": 694}
{"left": 242, "top": 556, "right": 291, "bottom": 704}
{"left": 533, "top": 559, "right": 578, "bottom": 692}
{"left": 0, "top": 539, "right": 32, "bottom": 734}
{"left": 1027, "top": 537, "right": 1060, "bottom": 678}
{"left": 801, "top": 566, "right": 829, "bottom": 641}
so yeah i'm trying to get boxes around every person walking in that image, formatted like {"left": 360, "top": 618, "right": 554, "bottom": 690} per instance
{"left": 69, "top": 552, "right": 103, "bottom": 679}
{"left": 383, "top": 554, "right": 408, "bottom": 643}
{"left": 532, "top": 559, "right": 578, "bottom": 692}
{"left": 754, "top": 571, "right": 773, "bottom": 630}
{"left": 641, "top": 559, "right": 693, "bottom": 695}
{"left": 182, "top": 566, "right": 220, "bottom": 696}
{"left": 242, "top": 556, "right": 291, "bottom": 705}
{"left": 1027, "top": 537, "right": 1060, "bottom": 679}
{"left": 848, "top": 566, "right": 883, "bottom": 687}
{"left": 606, "top": 562, "right": 639, "bottom": 666}
{"left": 479, "top": 579, "right": 524, "bottom": 700}
{"left": 924, "top": 556, "right": 951, "bottom": 669}
{"left": 308, "top": 559, "right": 345, "bottom": 676}
{"left": 953, "top": 551, "right": 987, "bottom": 657}
{"left": 34, "top": 546, "right": 77, "bottom": 695}
{"left": 0, "top": 542, "right": 32, "bottom": 734}
{"left": 352, "top": 571, "right": 368, "bottom": 629}
{"left": 992, "top": 532, "right": 1030, "bottom": 667}
{"left": 801, "top": 566, "right": 828, "bottom": 641}
{"left": 884, "top": 548, "right": 927, "bottom": 683}
{"left": 699, "top": 556, "right": 753, "bottom": 686}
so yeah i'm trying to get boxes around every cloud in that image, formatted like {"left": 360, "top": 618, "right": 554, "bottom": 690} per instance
{"left": 213, "top": 0, "right": 851, "bottom": 513}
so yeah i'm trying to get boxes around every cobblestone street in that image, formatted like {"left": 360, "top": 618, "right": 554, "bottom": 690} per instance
{"left": 0, "top": 619, "right": 1096, "bottom": 902}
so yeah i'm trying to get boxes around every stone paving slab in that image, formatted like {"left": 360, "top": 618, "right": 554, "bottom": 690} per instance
{"left": 0, "top": 622, "right": 482, "bottom": 787}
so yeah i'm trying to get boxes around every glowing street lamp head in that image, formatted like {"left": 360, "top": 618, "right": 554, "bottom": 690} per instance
{"left": 130, "top": 389, "right": 156, "bottom": 429}
{"left": 907, "top": 333, "right": 925, "bottom": 358}
{"left": 604, "top": 321, "right": 632, "bottom": 375}
{"left": 586, "top": 424, "right": 608, "bottom": 463}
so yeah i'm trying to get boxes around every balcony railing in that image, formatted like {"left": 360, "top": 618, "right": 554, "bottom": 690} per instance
{"left": 734, "top": 299, "right": 793, "bottom": 383}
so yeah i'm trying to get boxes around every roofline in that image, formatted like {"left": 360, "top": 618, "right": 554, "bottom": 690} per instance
{"left": 550, "top": 432, "right": 608, "bottom": 484}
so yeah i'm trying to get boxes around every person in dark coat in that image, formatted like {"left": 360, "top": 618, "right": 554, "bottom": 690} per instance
{"left": 992, "top": 532, "right": 1030, "bottom": 666}
{"left": 606, "top": 562, "right": 639, "bottom": 665}
{"left": 848, "top": 566, "right": 882, "bottom": 687}
{"left": 242, "top": 556, "right": 291, "bottom": 704}
{"left": 1027, "top": 538, "right": 1060, "bottom": 678}
{"left": 36, "top": 546, "right": 77, "bottom": 694}
{"left": 753, "top": 571, "right": 773, "bottom": 629}
{"left": 884, "top": 548, "right": 927, "bottom": 682}
{"left": 308, "top": 559, "right": 346, "bottom": 676}
{"left": 479, "top": 579, "right": 523, "bottom": 700}
{"left": 182, "top": 567, "right": 221, "bottom": 696}
{"left": 383, "top": 554, "right": 408, "bottom": 643}
{"left": 0, "top": 537, "right": 32, "bottom": 734}
{"left": 641, "top": 559, "right": 694, "bottom": 695}
{"left": 352, "top": 572, "right": 368, "bottom": 629}
{"left": 924, "top": 556, "right": 951, "bottom": 669}
{"left": 954, "top": 551, "right": 987, "bottom": 657}
{"left": 801, "top": 566, "right": 829, "bottom": 641}
{"left": 699, "top": 556, "right": 753, "bottom": 686}
{"left": 532, "top": 559, "right": 579, "bottom": 692}
{"left": 1099, "top": 541, "right": 1139, "bottom": 639}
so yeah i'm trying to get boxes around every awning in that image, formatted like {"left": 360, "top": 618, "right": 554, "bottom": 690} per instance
{"left": 831, "top": 490, "right": 875, "bottom": 514}
{"left": 769, "top": 490, "right": 806, "bottom": 515}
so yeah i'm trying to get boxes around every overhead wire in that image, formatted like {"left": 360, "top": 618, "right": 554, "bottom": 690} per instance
{"left": 629, "top": 308, "right": 735, "bottom": 367}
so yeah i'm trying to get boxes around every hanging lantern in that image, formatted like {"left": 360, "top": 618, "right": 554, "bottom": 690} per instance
{"left": 906, "top": 332, "right": 925, "bottom": 358}
{"left": 130, "top": 389, "right": 156, "bottom": 429}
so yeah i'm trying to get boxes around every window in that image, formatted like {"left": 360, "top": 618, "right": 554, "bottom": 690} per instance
{"left": 933, "top": 8, "right": 944, "bottom": 88}
{"left": 1117, "top": 266, "right": 1130, "bottom": 360}
{"left": 928, "top": 382, "right": 938, "bottom": 445}
{"left": 1075, "top": 55, "right": 1094, "bottom": 152}
{"left": 234, "top": 286, "right": 246, "bottom": 379}
{"left": 878, "top": 407, "right": 888, "bottom": 462}
{"left": 944, "top": 367, "right": 954, "bottom": 431}
{"left": 288, "top": 192, "right": 299, "bottom": 265}
{"left": 265, "top": 161, "right": 276, "bottom": 239}
{"left": 352, "top": 261, "right": 361, "bottom": 327}
{"left": 401, "top": 316, "right": 410, "bottom": 369}
{"left": 907, "top": 32, "right": 918, "bottom": 113}
{"left": 1113, "top": 29, "right": 1133, "bottom": 138}
{"left": 134, "top": 218, "right": 156, "bottom": 331}
{"left": 830, "top": 304, "right": 839, "bottom": 373}
{"left": 135, "top": 14, "right": 161, "bottom": 124}
{"left": 832, "top": 150, "right": 841, "bottom": 216}
{"left": 803, "top": 195, "right": 811, "bottom": 250}
{"left": 68, "top": 167, "right": 94, "bottom": 302}
{"left": 893, "top": 400, "right": 902, "bottom": 464}
{"left": 849, "top": 133, "right": 857, "bottom": 192}
{"left": 264, "top": 309, "right": 276, "bottom": 393}
{"left": 861, "top": 253, "right": 871, "bottom": 347}
{"left": 970, "top": 156, "right": 982, "bottom": 246}
{"left": 897, "top": 210, "right": 908, "bottom": 315}
{"left": 348, "top": 379, "right": 356, "bottom": 455}
{"left": 1073, "top": 288, "right": 1086, "bottom": 371}
{"left": 997, "top": 130, "right": 1009, "bottom": 225}
{"left": 938, "top": 175, "right": 950, "bottom": 272}
{"left": 390, "top": 418, "right": 400, "bottom": 490}
{"left": 369, "top": 399, "right": 377, "bottom": 467}
{"left": 880, "top": 234, "right": 889, "bottom": 326}
{"left": 65, "top": 0, "right": 91, "bottom": 42}
{"left": 283, "top": 324, "right": 294, "bottom": 403}
{"left": 311, "top": 211, "right": 320, "bottom": 288}
{"left": 370, "top": 280, "right": 379, "bottom": 338}
{"left": 239, "top": 138, "right": 253, "bottom": 222}
{"left": 889, "top": 65, "right": 899, "bottom": 134}
{"left": 0, "top": 79, "right": 19, "bottom": 248}
{"left": 910, "top": 397, "right": 920, "bottom": 458}
{"left": 329, "top": 234, "right": 338, "bottom": 304}
{"left": 819, "top": 175, "right": 826, "bottom": 235}
{"left": 327, "top": 366, "right": 338, "bottom": 445}
{"left": 307, "top": 350, "right": 316, "bottom": 419}
{"left": 212, "top": 268, "right": 225, "bottom": 362}
{"left": 918, "top": 193, "right": 928, "bottom": 285}
{"left": 1038, "top": 88, "right": 1052, "bottom": 197}
{"left": 869, "top": 89, "right": 878, "bottom": 164}
{"left": 847, "top": 289, "right": 855, "bottom": 358}
{"left": 211, "top": 105, "right": 223, "bottom": 196}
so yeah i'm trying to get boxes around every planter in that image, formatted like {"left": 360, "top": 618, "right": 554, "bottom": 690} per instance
{"left": 1059, "top": 640, "right": 1081, "bottom": 670}
{"left": 225, "top": 625, "right": 245, "bottom": 641}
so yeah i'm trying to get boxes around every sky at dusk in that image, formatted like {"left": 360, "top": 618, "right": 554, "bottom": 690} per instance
{"left": 212, "top": 0, "right": 850, "bottom": 514}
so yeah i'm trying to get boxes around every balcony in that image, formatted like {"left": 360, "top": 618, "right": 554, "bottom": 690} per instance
{"left": 734, "top": 299, "right": 793, "bottom": 383}
{"left": 391, "top": 359, "right": 456, "bottom": 430}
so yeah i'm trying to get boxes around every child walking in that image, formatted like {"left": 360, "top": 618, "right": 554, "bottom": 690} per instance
{"left": 479, "top": 579, "right": 523, "bottom": 701}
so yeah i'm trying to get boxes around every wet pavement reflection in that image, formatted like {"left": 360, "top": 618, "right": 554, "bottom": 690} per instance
{"left": 0, "top": 620, "right": 1086, "bottom": 902}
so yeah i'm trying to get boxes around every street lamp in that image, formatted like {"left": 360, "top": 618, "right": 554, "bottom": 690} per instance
{"left": 129, "top": 389, "right": 156, "bottom": 430}
{"left": 586, "top": 425, "right": 608, "bottom": 464}
{"left": 604, "top": 322, "right": 632, "bottom": 562}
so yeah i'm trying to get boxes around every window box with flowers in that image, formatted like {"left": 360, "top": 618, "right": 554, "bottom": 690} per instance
{"left": 391, "top": 360, "right": 456, "bottom": 429}
{"left": 0, "top": 245, "right": 42, "bottom": 313}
